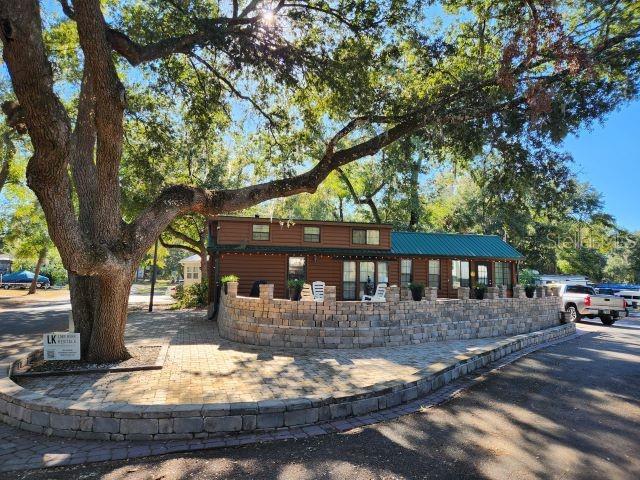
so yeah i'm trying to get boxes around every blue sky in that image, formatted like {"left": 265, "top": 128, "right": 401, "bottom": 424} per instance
{"left": 563, "top": 99, "right": 640, "bottom": 232}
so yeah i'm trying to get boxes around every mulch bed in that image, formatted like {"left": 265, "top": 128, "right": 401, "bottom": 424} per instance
{"left": 12, "top": 346, "right": 163, "bottom": 377}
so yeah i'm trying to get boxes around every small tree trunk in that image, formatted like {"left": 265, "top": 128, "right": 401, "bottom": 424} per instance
{"left": 86, "top": 272, "right": 133, "bottom": 362}
{"left": 69, "top": 273, "right": 99, "bottom": 357}
{"left": 28, "top": 248, "right": 47, "bottom": 294}
{"left": 200, "top": 249, "right": 208, "bottom": 284}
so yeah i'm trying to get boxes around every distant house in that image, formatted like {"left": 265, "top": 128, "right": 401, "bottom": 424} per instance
{"left": 206, "top": 216, "right": 524, "bottom": 307}
{"left": 179, "top": 254, "right": 202, "bottom": 287}
{"left": 0, "top": 253, "right": 13, "bottom": 275}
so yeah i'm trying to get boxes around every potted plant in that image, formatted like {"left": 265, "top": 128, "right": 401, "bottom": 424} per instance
{"left": 409, "top": 282, "right": 425, "bottom": 301}
{"left": 220, "top": 274, "right": 239, "bottom": 294}
{"left": 519, "top": 269, "right": 539, "bottom": 298}
{"left": 474, "top": 283, "right": 487, "bottom": 300}
{"left": 287, "top": 279, "right": 305, "bottom": 301}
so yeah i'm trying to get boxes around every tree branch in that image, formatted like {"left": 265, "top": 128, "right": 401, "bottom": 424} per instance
{"left": 0, "top": 0, "right": 117, "bottom": 277}
{"left": 190, "top": 52, "right": 278, "bottom": 125}
{"left": 336, "top": 167, "right": 384, "bottom": 223}
{"left": 166, "top": 225, "right": 203, "bottom": 251}
{"left": 159, "top": 236, "right": 200, "bottom": 255}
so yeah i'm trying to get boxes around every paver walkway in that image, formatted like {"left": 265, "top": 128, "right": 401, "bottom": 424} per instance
{"left": 16, "top": 311, "right": 527, "bottom": 405}
{"left": 0, "top": 330, "right": 585, "bottom": 473}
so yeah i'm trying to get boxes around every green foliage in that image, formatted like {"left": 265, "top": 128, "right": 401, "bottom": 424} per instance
{"left": 557, "top": 247, "right": 607, "bottom": 282}
{"left": 409, "top": 282, "right": 425, "bottom": 293}
{"left": 221, "top": 274, "right": 239, "bottom": 284}
{"left": 518, "top": 269, "right": 539, "bottom": 287}
{"left": 39, "top": 255, "right": 68, "bottom": 286}
{"left": 287, "top": 279, "right": 305, "bottom": 290}
{"left": 174, "top": 282, "right": 208, "bottom": 309}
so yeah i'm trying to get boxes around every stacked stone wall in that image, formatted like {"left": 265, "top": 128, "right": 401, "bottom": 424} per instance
{"left": 219, "top": 283, "right": 562, "bottom": 348}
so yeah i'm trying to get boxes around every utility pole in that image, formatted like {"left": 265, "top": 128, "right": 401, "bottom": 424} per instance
{"left": 148, "top": 239, "right": 159, "bottom": 312}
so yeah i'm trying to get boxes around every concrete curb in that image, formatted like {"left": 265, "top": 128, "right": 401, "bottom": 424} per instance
{"left": 0, "top": 323, "right": 576, "bottom": 442}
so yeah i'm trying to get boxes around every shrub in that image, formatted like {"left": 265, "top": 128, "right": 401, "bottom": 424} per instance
{"left": 174, "top": 281, "right": 208, "bottom": 308}
{"left": 221, "top": 274, "right": 239, "bottom": 284}
{"left": 409, "top": 282, "right": 424, "bottom": 301}
{"left": 519, "top": 269, "right": 539, "bottom": 287}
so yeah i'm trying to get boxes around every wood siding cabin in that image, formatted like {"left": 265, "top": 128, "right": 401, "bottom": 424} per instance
{"left": 207, "top": 216, "right": 523, "bottom": 309}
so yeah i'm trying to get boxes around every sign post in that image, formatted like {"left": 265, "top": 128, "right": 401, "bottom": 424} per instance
{"left": 43, "top": 332, "right": 81, "bottom": 361}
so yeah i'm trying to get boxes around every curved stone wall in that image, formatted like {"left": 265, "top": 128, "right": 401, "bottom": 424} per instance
{"left": 0, "top": 324, "right": 576, "bottom": 441}
{"left": 218, "top": 283, "right": 563, "bottom": 348}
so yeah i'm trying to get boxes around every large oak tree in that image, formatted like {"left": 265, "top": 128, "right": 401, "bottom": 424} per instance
{"left": 0, "top": 0, "right": 638, "bottom": 361}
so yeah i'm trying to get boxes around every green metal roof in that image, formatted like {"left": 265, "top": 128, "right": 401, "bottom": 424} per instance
{"left": 390, "top": 232, "right": 524, "bottom": 260}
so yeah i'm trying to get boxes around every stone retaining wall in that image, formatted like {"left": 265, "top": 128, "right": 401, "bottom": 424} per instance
{"left": 218, "top": 282, "right": 563, "bottom": 348}
{"left": 0, "top": 323, "right": 575, "bottom": 441}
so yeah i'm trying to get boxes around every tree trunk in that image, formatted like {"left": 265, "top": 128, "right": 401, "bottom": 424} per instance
{"left": 200, "top": 248, "right": 208, "bottom": 285}
{"left": 28, "top": 248, "right": 47, "bottom": 294}
{"left": 86, "top": 271, "right": 134, "bottom": 362}
{"left": 406, "top": 138, "right": 422, "bottom": 231}
{"left": 68, "top": 273, "right": 99, "bottom": 357}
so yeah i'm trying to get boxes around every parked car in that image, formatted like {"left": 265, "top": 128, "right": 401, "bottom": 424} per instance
{"left": 615, "top": 289, "right": 640, "bottom": 313}
{"left": 0, "top": 270, "right": 51, "bottom": 290}
{"left": 558, "top": 284, "right": 627, "bottom": 325}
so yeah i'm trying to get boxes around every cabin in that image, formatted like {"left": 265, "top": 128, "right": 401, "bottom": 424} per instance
{"left": 206, "top": 216, "right": 523, "bottom": 310}
{"left": 179, "top": 254, "right": 203, "bottom": 287}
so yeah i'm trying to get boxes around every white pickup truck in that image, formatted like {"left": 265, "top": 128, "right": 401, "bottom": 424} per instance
{"left": 559, "top": 284, "right": 627, "bottom": 325}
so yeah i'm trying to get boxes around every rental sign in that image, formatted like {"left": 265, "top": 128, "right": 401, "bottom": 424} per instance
{"left": 43, "top": 333, "right": 81, "bottom": 360}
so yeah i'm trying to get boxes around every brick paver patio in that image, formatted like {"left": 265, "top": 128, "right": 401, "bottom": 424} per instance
{"left": 16, "top": 311, "right": 528, "bottom": 405}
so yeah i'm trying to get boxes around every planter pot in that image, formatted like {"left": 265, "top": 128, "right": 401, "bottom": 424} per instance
{"left": 410, "top": 289, "right": 423, "bottom": 301}
{"left": 525, "top": 286, "right": 535, "bottom": 298}
{"left": 475, "top": 288, "right": 485, "bottom": 300}
{"left": 289, "top": 289, "right": 302, "bottom": 301}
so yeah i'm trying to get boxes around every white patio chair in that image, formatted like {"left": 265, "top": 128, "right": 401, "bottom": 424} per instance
{"left": 362, "top": 283, "right": 387, "bottom": 302}
{"left": 300, "top": 283, "right": 314, "bottom": 301}
{"left": 312, "top": 281, "right": 325, "bottom": 302}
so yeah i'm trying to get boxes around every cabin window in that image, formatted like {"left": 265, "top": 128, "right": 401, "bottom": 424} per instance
{"left": 352, "top": 229, "right": 366, "bottom": 244}
{"left": 429, "top": 260, "right": 441, "bottom": 289}
{"left": 185, "top": 266, "right": 199, "bottom": 280}
{"left": 494, "top": 262, "right": 512, "bottom": 288}
{"left": 252, "top": 224, "right": 270, "bottom": 241}
{"left": 343, "top": 261, "right": 356, "bottom": 300}
{"left": 377, "top": 262, "right": 388, "bottom": 284}
{"left": 303, "top": 226, "right": 320, "bottom": 243}
{"left": 401, "top": 259, "right": 412, "bottom": 286}
{"left": 452, "top": 260, "right": 470, "bottom": 288}
{"left": 359, "top": 261, "right": 375, "bottom": 286}
{"left": 352, "top": 228, "right": 380, "bottom": 245}
{"left": 287, "top": 257, "right": 306, "bottom": 281}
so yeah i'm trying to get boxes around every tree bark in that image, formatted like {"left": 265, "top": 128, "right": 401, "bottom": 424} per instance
{"left": 28, "top": 248, "right": 47, "bottom": 294}
{"left": 68, "top": 273, "right": 99, "bottom": 357}
{"left": 86, "top": 271, "right": 134, "bottom": 362}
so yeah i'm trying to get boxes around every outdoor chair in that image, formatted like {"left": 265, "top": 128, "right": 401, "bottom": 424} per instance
{"left": 312, "top": 281, "right": 325, "bottom": 302}
{"left": 362, "top": 283, "right": 387, "bottom": 302}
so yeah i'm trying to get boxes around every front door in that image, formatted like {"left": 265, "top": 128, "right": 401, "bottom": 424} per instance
{"left": 476, "top": 262, "right": 490, "bottom": 287}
